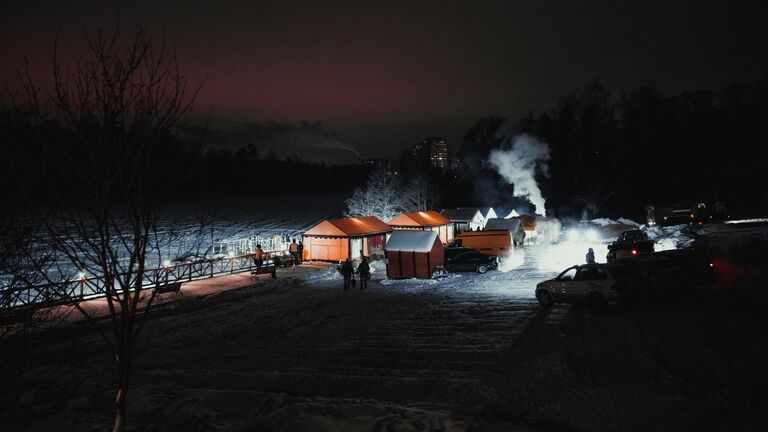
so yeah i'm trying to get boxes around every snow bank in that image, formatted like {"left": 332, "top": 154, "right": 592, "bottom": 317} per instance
{"left": 590, "top": 217, "right": 641, "bottom": 227}
{"left": 643, "top": 224, "right": 695, "bottom": 250}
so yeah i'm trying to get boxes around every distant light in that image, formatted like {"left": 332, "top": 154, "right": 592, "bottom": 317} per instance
{"left": 163, "top": 260, "right": 171, "bottom": 268}
{"left": 584, "top": 229, "right": 599, "bottom": 242}
{"left": 228, "top": 251, "right": 235, "bottom": 258}
{"left": 631, "top": 249, "right": 638, "bottom": 255}
{"left": 78, "top": 272, "right": 85, "bottom": 280}
{"left": 709, "top": 262, "right": 714, "bottom": 268}
{"left": 567, "top": 229, "right": 581, "bottom": 242}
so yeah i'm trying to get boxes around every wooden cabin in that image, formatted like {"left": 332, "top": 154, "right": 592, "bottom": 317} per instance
{"left": 387, "top": 211, "right": 454, "bottom": 244}
{"left": 302, "top": 216, "right": 392, "bottom": 262}
{"left": 385, "top": 230, "right": 444, "bottom": 279}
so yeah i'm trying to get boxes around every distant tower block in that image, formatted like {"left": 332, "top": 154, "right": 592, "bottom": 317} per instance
{"left": 412, "top": 137, "right": 448, "bottom": 172}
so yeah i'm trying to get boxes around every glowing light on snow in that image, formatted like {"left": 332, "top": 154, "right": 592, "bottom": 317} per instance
{"left": 499, "top": 247, "right": 525, "bottom": 272}
{"left": 567, "top": 229, "right": 581, "bottom": 242}
{"left": 535, "top": 242, "right": 610, "bottom": 272}
{"left": 584, "top": 229, "right": 599, "bottom": 242}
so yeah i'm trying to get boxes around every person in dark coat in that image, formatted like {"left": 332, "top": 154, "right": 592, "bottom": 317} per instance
{"left": 297, "top": 241, "right": 304, "bottom": 264}
{"left": 357, "top": 256, "right": 370, "bottom": 290}
{"left": 289, "top": 239, "right": 299, "bottom": 266}
{"left": 340, "top": 258, "right": 354, "bottom": 290}
{"left": 586, "top": 248, "right": 596, "bottom": 264}
{"left": 254, "top": 244, "right": 264, "bottom": 269}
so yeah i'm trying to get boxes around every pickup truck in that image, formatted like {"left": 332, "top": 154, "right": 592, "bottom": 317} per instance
{"left": 606, "top": 229, "right": 655, "bottom": 263}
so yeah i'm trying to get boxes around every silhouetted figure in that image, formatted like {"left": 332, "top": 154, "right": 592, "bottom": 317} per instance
{"left": 357, "top": 256, "right": 370, "bottom": 290}
{"left": 289, "top": 239, "right": 299, "bottom": 266}
{"left": 297, "top": 241, "right": 304, "bottom": 264}
{"left": 586, "top": 248, "right": 596, "bottom": 264}
{"left": 340, "top": 258, "right": 354, "bottom": 290}
{"left": 254, "top": 244, "right": 264, "bottom": 269}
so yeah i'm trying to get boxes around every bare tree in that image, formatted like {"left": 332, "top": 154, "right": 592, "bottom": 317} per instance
{"left": 345, "top": 167, "right": 406, "bottom": 221}
{"left": 403, "top": 174, "right": 439, "bottom": 212}
{"left": 13, "top": 29, "right": 199, "bottom": 432}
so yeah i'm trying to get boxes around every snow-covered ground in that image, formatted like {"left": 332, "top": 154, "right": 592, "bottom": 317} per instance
{"left": 306, "top": 240, "right": 612, "bottom": 300}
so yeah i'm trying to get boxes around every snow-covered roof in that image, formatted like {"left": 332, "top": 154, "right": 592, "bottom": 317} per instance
{"left": 440, "top": 208, "right": 483, "bottom": 222}
{"left": 504, "top": 209, "right": 520, "bottom": 219}
{"left": 304, "top": 216, "right": 393, "bottom": 237}
{"left": 385, "top": 230, "right": 439, "bottom": 253}
{"left": 387, "top": 211, "right": 451, "bottom": 227}
{"left": 457, "top": 207, "right": 496, "bottom": 219}
{"left": 484, "top": 218, "right": 524, "bottom": 232}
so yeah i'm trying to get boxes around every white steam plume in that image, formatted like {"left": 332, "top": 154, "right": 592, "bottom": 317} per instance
{"left": 488, "top": 134, "right": 550, "bottom": 216}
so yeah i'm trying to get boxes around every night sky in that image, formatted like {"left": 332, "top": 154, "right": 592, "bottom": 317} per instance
{"left": 2, "top": 0, "right": 767, "bottom": 159}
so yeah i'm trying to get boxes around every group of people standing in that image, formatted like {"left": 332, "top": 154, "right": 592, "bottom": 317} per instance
{"left": 288, "top": 239, "right": 303, "bottom": 265}
{"left": 339, "top": 255, "right": 370, "bottom": 291}
{"left": 252, "top": 238, "right": 304, "bottom": 272}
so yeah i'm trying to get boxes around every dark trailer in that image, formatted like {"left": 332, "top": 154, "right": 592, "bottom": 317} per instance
{"left": 646, "top": 201, "right": 728, "bottom": 227}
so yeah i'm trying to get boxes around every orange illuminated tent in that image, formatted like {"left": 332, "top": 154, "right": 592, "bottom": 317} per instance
{"left": 302, "top": 216, "right": 393, "bottom": 262}
{"left": 386, "top": 211, "right": 454, "bottom": 244}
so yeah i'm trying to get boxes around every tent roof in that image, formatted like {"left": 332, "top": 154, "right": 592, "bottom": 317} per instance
{"left": 440, "top": 208, "right": 482, "bottom": 221}
{"left": 458, "top": 206, "right": 495, "bottom": 217}
{"left": 387, "top": 211, "right": 451, "bottom": 227}
{"left": 484, "top": 218, "right": 524, "bottom": 232}
{"left": 385, "top": 230, "right": 439, "bottom": 253}
{"left": 304, "top": 216, "right": 392, "bottom": 237}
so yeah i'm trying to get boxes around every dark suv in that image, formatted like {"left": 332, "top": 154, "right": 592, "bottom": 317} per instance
{"left": 445, "top": 249, "right": 498, "bottom": 274}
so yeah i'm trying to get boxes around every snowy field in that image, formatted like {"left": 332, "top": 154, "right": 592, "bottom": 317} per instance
{"left": 3, "top": 219, "right": 768, "bottom": 430}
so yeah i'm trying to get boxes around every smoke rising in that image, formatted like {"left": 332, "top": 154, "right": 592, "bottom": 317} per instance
{"left": 488, "top": 134, "right": 550, "bottom": 216}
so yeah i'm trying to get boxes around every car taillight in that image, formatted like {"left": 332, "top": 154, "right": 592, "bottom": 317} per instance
{"left": 631, "top": 249, "right": 638, "bottom": 255}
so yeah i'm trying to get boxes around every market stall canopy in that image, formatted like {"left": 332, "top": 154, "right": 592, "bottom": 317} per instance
{"left": 387, "top": 211, "right": 451, "bottom": 227}
{"left": 304, "top": 216, "right": 392, "bottom": 237}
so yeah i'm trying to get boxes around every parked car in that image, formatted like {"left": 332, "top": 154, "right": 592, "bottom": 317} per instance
{"left": 535, "top": 263, "right": 643, "bottom": 310}
{"left": 614, "top": 248, "right": 716, "bottom": 294}
{"left": 606, "top": 229, "right": 655, "bottom": 263}
{"left": 444, "top": 249, "right": 498, "bottom": 274}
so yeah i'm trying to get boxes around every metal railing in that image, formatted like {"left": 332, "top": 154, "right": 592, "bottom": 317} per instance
{"left": 1, "top": 249, "right": 291, "bottom": 310}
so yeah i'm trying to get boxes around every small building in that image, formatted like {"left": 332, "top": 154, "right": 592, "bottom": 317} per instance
{"left": 510, "top": 214, "right": 538, "bottom": 244}
{"left": 387, "top": 211, "right": 454, "bottom": 244}
{"left": 440, "top": 208, "right": 485, "bottom": 233}
{"left": 385, "top": 230, "right": 444, "bottom": 279}
{"left": 484, "top": 218, "right": 526, "bottom": 246}
{"left": 302, "top": 216, "right": 393, "bottom": 262}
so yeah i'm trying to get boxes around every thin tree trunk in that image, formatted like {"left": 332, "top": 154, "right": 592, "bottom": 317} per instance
{"left": 113, "top": 343, "right": 131, "bottom": 432}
